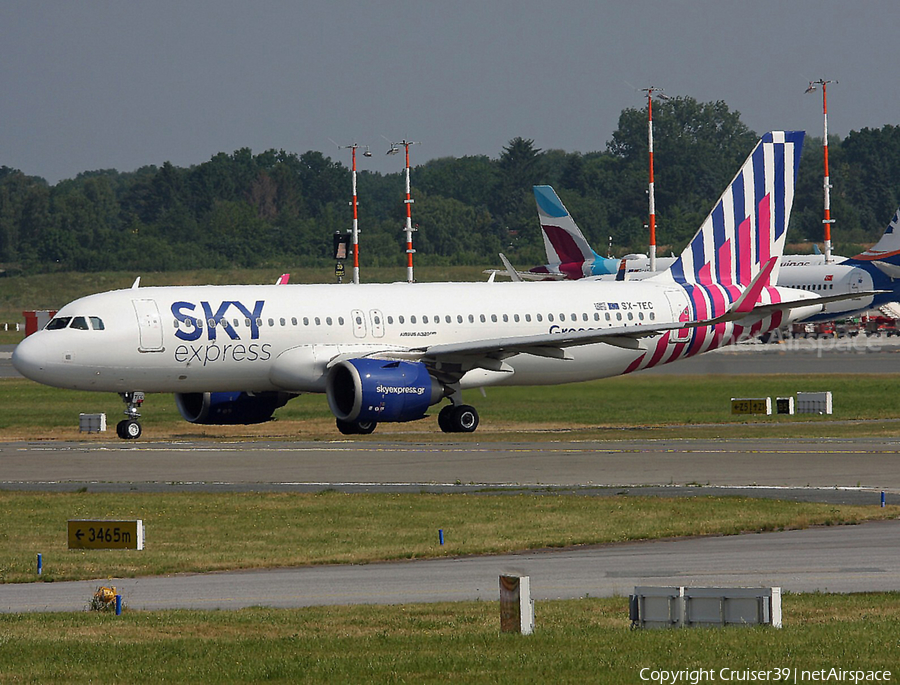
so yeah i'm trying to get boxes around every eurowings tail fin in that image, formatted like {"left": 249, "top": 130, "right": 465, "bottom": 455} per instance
{"left": 533, "top": 185, "right": 596, "bottom": 266}
{"left": 662, "top": 131, "right": 805, "bottom": 287}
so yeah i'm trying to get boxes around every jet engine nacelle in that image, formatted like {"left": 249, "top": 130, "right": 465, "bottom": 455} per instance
{"left": 174, "top": 391, "right": 293, "bottom": 425}
{"left": 326, "top": 359, "right": 445, "bottom": 423}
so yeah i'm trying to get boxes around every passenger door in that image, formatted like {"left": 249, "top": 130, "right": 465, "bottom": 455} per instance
{"left": 132, "top": 299, "right": 164, "bottom": 352}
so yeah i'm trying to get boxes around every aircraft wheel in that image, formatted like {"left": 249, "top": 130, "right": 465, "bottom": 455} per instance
{"left": 355, "top": 420, "right": 377, "bottom": 435}
{"left": 450, "top": 405, "right": 479, "bottom": 433}
{"left": 116, "top": 419, "right": 142, "bottom": 440}
{"left": 438, "top": 405, "right": 455, "bottom": 433}
{"left": 336, "top": 419, "right": 377, "bottom": 435}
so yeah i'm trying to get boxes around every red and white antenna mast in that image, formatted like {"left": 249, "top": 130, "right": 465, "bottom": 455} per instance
{"left": 806, "top": 79, "right": 837, "bottom": 264}
{"left": 642, "top": 86, "right": 669, "bottom": 272}
{"left": 331, "top": 140, "right": 372, "bottom": 284}
{"left": 387, "top": 138, "right": 420, "bottom": 283}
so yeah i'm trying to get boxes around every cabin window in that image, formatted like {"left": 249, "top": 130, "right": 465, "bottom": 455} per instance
{"left": 326, "top": 317, "right": 333, "bottom": 326}
{"left": 208, "top": 318, "right": 217, "bottom": 328}
{"left": 410, "top": 315, "right": 417, "bottom": 324}
{"left": 514, "top": 314, "right": 520, "bottom": 322}
{"left": 338, "top": 317, "right": 345, "bottom": 326}
{"left": 480, "top": 314, "right": 486, "bottom": 323}
{"left": 280, "top": 318, "right": 286, "bottom": 326}
{"left": 491, "top": 314, "right": 497, "bottom": 323}
{"left": 303, "top": 317, "right": 309, "bottom": 326}
{"left": 594, "top": 313, "right": 600, "bottom": 321}
{"left": 548, "top": 314, "right": 554, "bottom": 322}
{"left": 616, "top": 312, "right": 623, "bottom": 321}
{"left": 627, "top": 312, "right": 634, "bottom": 321}
{"left": 374, "top": 315, "right": 381, "bottom": 325}
{"left": 638, "top": 312, "right": 645, "bottom": 321}
{"left": 457, "top": 315, "right": 463, "bottom": 323}
{"left": 256, "top": 318, "right": 262, "bottom": 328}
{"left": 445, "top": 315, "right": 451, "bottom": 324}
{"left": 468, "top": 314, "right": 474, "bottom": 323}
{"left": 582, "top": 313, "right": 589, "bottom": 322}
{"left": 536, "top": 314, "right": 543, "bottom": 322}
{"left": 422, "top": 315, "right": 429, "bottom": 324}
{"left": 649, "top": 312, "right": 656, "bottom": 321}
{"left": 387, "top": 316, "right": 394, "bottom": 324}
{"left": 605, "top": 313, "right": 611, "bottom": 321}
{"left": 398, "top": 315, "right": 405, "bottom": 324}
{"left": 525, "top": 314, "right": 532, "bottom": 322}
{"left": 315, "top": 317, "right": 321, "bottom": 326}
{"left": 245, "top": 318, "right": 252, "bottom": 327}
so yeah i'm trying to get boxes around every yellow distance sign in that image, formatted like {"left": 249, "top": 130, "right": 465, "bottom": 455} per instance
{"left": 68, "top": 520, "right": 144, "bottom": 550}
{"left": 730, "top": 397, "right": 772, "bottom": 416}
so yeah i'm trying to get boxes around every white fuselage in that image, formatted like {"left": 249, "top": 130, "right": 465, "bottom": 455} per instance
{"left": 12, "top": 279, "right": 822, "bottom": 396}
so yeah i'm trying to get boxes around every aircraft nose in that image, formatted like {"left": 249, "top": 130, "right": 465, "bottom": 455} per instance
{"left": 11, "top": 335, "right": 49, "bottom": 381}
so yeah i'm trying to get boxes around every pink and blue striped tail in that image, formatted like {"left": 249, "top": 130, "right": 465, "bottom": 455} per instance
{"left": 667, "top": 131, "right": 804, "bottom": 287}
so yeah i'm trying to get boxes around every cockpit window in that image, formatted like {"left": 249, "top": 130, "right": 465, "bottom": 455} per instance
{"left": 89, "top": 316, "right": 105, "bottom": 330}
{"left": 46, "top": 317, "right": 71, "bottom": 330}
{"left": 70, "top": 316, "right": 90, "bottom": 330}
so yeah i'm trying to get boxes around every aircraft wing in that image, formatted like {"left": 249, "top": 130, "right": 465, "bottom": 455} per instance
{"left": 418, "top": 321, "right": 683, "bottom": 359}
{"left": 482, "top": 269, "right": 567, "bottom": 281}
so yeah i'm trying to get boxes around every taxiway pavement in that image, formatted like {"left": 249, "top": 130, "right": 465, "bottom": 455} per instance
{"left": 2, "top": 435, "right": 899, "bottom": 612}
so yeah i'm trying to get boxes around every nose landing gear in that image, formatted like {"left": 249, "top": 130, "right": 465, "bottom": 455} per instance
{"left": 116, "top": 391, "right": 144, "bottom": 440}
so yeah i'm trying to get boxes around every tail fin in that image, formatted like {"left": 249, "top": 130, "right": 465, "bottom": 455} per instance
{"left": 847, "top": 208, "right": 900, "bottom": 272}
{"left": 664, "top": 131, "right": 804, "bottom": 287}
{"left": 533, "top": 185, "right": 597, "bottom": 265}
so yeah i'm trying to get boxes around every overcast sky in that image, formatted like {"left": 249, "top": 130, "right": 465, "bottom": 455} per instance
{"left": 2, "top": 1, "right": 896, "bottom": 184}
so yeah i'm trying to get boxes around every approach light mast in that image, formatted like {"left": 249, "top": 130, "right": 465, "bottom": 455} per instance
{"left": 643, "top": 86, "right": 669, "bottom": 273}
{"left": 387, "top": 139, "right": 420, "bottom": 283}
{"left": 806, "top": 79, "right": 837, "bottom": 264}
{"left": 331, "top": 140, "right": 372, "bottom": 284}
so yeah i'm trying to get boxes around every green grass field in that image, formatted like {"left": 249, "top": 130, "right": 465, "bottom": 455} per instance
{"left": 3, "top": 491, "right": 897, "bottom": 583}
{"left": 1, "top": 595, "right": 898, "bottom": 683}
{"left": 1, "top": 372, "right": 898, "bottom": 442}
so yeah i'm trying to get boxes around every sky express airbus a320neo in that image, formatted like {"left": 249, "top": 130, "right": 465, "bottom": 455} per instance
{"left": 13, "top": 131, "right": 865, "bottom": 439}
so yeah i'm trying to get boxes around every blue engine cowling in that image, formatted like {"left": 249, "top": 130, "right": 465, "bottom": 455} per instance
{"left": 326, "top": 359, "right": 444, "bottom": 423}
{"left": 174, "top": 391, "right": 293, "bottom": 425}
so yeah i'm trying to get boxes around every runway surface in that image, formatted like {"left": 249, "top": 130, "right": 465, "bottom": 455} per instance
{"left": 2, "top": 437, "right": 898, "bottom": 501}
{"left": 2, "top": 435, "right": 899, "bottom": 612}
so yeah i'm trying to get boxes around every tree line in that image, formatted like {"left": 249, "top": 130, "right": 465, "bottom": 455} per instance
{"left": 1, "top": 96, "right": 899, "bottom": 275}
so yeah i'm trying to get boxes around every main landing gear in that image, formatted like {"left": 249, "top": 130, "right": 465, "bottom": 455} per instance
{"left": 438, "top": 403, "right": 479, "bottom": 433}
{"left": 116, "top": 391, "right": 144, "bottom": 440}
